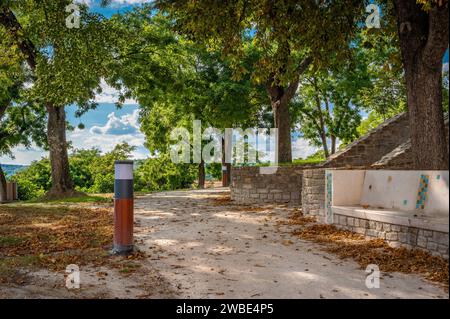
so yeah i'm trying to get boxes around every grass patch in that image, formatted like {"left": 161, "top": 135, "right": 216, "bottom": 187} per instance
{"left": 26, "top": 195, "right": 112, "bottom": 205}
{"left": 0, "top": 236, "right": 26, "bottom": 246}
{"left": 249, "top": 158, "right": 325, "bottom": 167}
{"left": 0, "top": 205, "right": 114, "bottom": 284}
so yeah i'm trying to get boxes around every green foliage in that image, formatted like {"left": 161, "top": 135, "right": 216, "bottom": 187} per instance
{"left": 11, "top": 143, "right": 196, "bottom": 200}
{"left": 12, "top": 158, "right": 51, "bottom": 200}
{"left": 134, "top": 153, "right": 196, "bottom": 192}
{"left": 155, "top": 0, "right": 366, "bottom": 85}
{"left": 75, "top": 143, "right": 136, "bottom": 194}
{"left": 206, "top": 163, "right": 222, "bottom": 181}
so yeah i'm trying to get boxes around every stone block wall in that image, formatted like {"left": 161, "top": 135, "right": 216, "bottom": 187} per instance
{"left": 334, "top": 213, "right": 449, "bottom": 259}
{"left": 230, "top": 166, "right": 303, "bottom": 205}
{"left": 301, "top": 168, "right": 326, "bottom": 222}
{"left": 323, "top": 113, "right": 410, "bottom": 168}
{"left": 373, "top": 118, "right": 449, "bottom": 169}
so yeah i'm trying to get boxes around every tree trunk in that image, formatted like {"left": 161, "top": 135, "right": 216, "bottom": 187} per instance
{"left": 331, "top": 135, "right": 337, "bottom": 155}
{"left": 46, "top": 104, "right": 75, "bottom": 197}
{"left": 405, "top": 61, "right": 448, "bottom": 169}
{"left": 267, "top": 84, "right": 293, "bottom": 163}
{"left": 0, "top": 165, "right": 7, "bottom": 203}
{"left": 198, "top": 159, "right": 205, "bottom": 189}
{"left": 265, "top": 58, "right": 312, "bottom": 164}
{"left": 221, "top": 137, "right": 231, "bottom": 187}
{"left": 313, "top": 86, "right": 329, "bottom": 158}
{"left": 320, "top": 131, "right": 329, "bottom": 158}
{"left": 395, "top": 0, "right": 449, "bottom": 169}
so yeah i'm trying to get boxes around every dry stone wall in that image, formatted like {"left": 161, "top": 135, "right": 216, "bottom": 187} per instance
{"left": 230, "top": 166, "right": 303, "bottom": 205}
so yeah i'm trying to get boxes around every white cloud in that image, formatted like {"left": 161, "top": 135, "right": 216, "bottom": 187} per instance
{"left": 292, "top": 137, "right": 318, "bottom": 160}
{"left": 0, "top": 144, "right": 47, "bottom": 166}
{"left": 71, "top": 109, "right": 147, "bottom": 156}
{"left": 94, "top": 79, "right": 138, "bottom": 105}
{"left": 90, "top": 109, "right": 140, "bottom": 135}
{"left": 443, "top": 63, "right": 449, "bottom": 73}
{"left": 2, "top": 109, "right": 149, "bottom": 165}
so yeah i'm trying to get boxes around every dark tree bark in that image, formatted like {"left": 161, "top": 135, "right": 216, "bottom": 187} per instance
{"left": 46, "top": 104, "right": 74, "bottom": 196}
{"left": 394, "top": 0, "right": 449, "bottom": 169}
{"left": 221, "top": 137, "right": 231, "bottom": 187}
{"left": 0, "top": 6, "right": 75, "bottom": 196}
{"left": 0, "top": 165, "right": 7, "bottom": 203}
{"left": 266, "top": 57, "right": 312, "bottom": 163}
{"left": 198, "top": 159, "right": 205, "bottom": 189}
{"left": 331, "top": 135, "right": 337, "bottom": 155}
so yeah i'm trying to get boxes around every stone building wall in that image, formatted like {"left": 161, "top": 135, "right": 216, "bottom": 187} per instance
{"left": 230, "top": 166, "right": 303, "bottom": 205}
{"left": 334, "top": 213, "right": 449, "bottom": 259}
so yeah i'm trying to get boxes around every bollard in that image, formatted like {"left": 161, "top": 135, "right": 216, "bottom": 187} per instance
{"left": 113, "top": 160, "right": 134, "bottom": 255}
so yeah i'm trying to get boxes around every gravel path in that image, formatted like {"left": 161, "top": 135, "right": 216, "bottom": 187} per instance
{"left": 1, "top": 187, "right": 447, "bottom": 299}
{"left": 132, "top": 188, "right": 448, "bottom": 299}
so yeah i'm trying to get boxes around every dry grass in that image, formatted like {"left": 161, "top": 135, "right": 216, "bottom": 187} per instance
{"left": 287, "top": 212, "right": 449, "bottom": 288}
{"left": 0, "top": 205, "right": 145, "bottom": 284}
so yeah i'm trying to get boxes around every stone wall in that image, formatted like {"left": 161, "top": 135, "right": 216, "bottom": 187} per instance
{"left": 230, "top": 166, "right": 303, "bottom": 205}
{"left": 301, "top": 169, "right": 326, "bottom": 222}
{"left": 373, "top": 117, "right": 449, "bottom": 169}
{"left": 323, "top": 113, "right": 410, "bottom": 168}
{"left": 334, "top": 213, "right": 449, "bottom": 259}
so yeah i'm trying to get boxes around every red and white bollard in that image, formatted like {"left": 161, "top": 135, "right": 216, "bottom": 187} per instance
{"left": 113, "top": 160, "right": 134, "bottom": 255}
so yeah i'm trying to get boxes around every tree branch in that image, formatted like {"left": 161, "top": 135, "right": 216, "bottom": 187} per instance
{"left": 0, "top": 7, "right": 37, "bottom": 71}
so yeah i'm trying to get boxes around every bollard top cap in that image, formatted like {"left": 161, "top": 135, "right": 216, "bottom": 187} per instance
{"left": 115, "top": 160, "right": 134, "bottom": 165}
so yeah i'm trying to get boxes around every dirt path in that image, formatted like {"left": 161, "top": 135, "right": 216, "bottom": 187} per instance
{"left": 132, "top": 188, "right": 447, "bottom": 299}
{"left": 0, "top": 188, "right": 447, "bottom": 299}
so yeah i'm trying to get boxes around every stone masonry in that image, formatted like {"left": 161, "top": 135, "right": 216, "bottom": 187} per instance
{"left": 230, "top": 166, "right": 303, "bottom": 205}
{"left": 334, "top": 213, "right": 449, "bottom": 259}
{"left": 323, "top": 113, "right": 410, "bottom": 168}
{"left": 301, "top": 168, "right": 326, "bottom": 222}
{"left": 373, "top": 116, "right": 449, "bottom": 169}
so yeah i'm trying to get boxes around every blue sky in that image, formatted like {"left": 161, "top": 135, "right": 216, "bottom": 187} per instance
{"left": 0, "top": 1, "right": 448, "bottom": 165}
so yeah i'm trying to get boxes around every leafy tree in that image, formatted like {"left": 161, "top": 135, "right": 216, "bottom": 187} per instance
{"left": 88, "top": 143, "right": 136, "bottom": 194}
{"left": 0, "top": 1, "right": 116, "bottom": 197}
{"left": 107, "top": 10, "right": 264, "bottom": 187}
{"left": 12, "top": 158, "right": 51, "bottom": 200}
{"left": 134, "top": 153, "right": 196, "bottom": 192}
{"left": 357, "top": 23, "right": 407, "bottom": 118}
{"left": 0, "top": 25, "right": 46, "bottom": 201}
{"left": 292, "top": 50, "right": 370, "bottom": 157}
{"left": 155, "top": 0, "right": 366, "bottom": 162}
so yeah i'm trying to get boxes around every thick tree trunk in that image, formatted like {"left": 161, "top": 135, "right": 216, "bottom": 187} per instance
{"left": 273, "top": 97, "right": 292, "bottom": 163}
{"left": 405, "top": 61, "right": 448, "bottom": 169}
{"left": 267, "top": 84, "right": 293, "bottom": 163}
{"left": 0, "top": 165, "right": 7, "bottom": 203}
{"left": 265, "top": 58, "right": 312, "bottom": 164}
{"left": 395, "top": 0, "right": 449, "bottom": 169}
{"left": 198, "top": 159, "right": 205, "bottom": 189}
{"left": 46, "top": 104, "right": 75, "bottom": 197}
